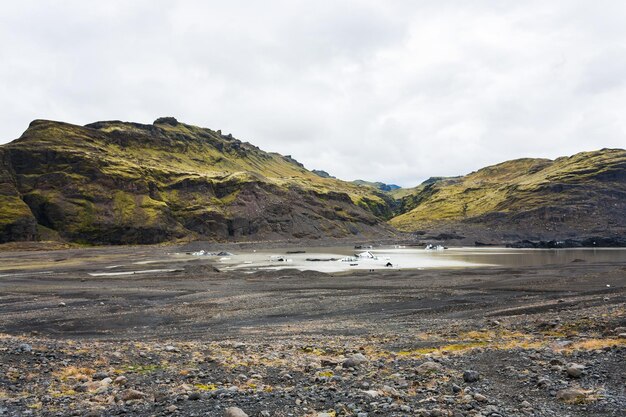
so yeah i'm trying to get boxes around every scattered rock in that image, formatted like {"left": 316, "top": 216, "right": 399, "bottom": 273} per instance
{"left": 114, "top": 375, "right": 127, "bottom": 385}
{"left": 474, "top": 393, "right": 487, "bottom": 402}
{"left": 362, "top": 390, "right": 379, "bottom": 398}
{"left": 120, "top": 389, "right": 146, "bottom": 401}
{"left": 225, "top": 407, "right": 248, "bottom": 417}
{"left": 188, "top": 392, "right": 201, "bottom": 400}
{"left": 416, "top": 361, "right": 443, "bottom": 374}
{"left": 342, "top": 353, "right": 367, "bottom": 368}
{"left": 556, "top": 387, "right": 591, "bottom": 403}
{"left": 566, "top": 363, "right": 585, "bottom": 378}
{"left": 463, "top": 370, "right": 480, "bottom": 383}
{"left": 17, "top": 343, "right": 32, "bottom": 352}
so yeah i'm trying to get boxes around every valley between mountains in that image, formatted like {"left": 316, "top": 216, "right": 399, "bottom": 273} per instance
{"left": 0, "top": 117, "right": 624, "bottom": 246}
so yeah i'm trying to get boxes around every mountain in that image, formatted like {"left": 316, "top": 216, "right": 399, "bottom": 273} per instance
{"left": 1, "top": 118, "right": 623, "bottom": 246}
{"left": 311, "top": 169, "right": 335, "bottom": 179}
{"left": 352, "top": 180, "right": 401, "bottom": 192}
{"left": 0, "top": 118, "right": 396, "bottom": 244}
{"left": 390, "top": 149, "right": 626, "bottom": 240}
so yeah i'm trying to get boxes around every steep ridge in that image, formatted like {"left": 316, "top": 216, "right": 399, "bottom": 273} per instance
{"left": 0, "top": 118, "right": 395, "bottom": 244}
{"left": 390, "top": 149, "right": 626, "bottom": 240}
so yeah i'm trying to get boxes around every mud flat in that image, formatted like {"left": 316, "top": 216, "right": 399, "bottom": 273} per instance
{"left": 0, "top": 244, "right": 625, "bottom": 416}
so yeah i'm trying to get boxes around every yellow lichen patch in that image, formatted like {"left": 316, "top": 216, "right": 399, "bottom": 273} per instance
{"left": 496, "top": 340, "right": 546, "bottom": 350}
{"left": 397, "top": 347, "right": 438, "bottom": 357}
{"left": 440, "top": 341, "right": 489, "bottom": 352}
{"left": 300, "top": 346, "right": 326, "bottom": 356}
{"left": 460, "top": 330, "right": 493, "bottom": 340}
{"left": 561, "top": 338, "right": 626, "bottom": 352}
{"left": 122, "top": 363, "right": 164, "bottom": 374}
{"left": 194, "top": 383, "right": 218, "bottom": 391}
{"left": 49, "top": 389, "right": 77, "bottom": 398}
{"left": 55, "top": 366, "right": 95, "bottom": 382}
{"left": 317, "top": 371, "right": 334, "bottom": 378}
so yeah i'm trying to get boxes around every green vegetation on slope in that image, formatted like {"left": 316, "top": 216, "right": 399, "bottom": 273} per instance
{"left": 390, "top": 149, "right": 626, "bottom": 235}
{"left": 0, "top": 118, "right": 395, "bottom": 244}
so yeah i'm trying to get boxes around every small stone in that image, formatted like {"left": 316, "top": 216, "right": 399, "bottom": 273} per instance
{"left": 17, "top": 343, "right": 32, "bottom": 353}
{"left": 114, "top": 376, "right": 127, "bottom": 385}
{"left": 556, "top": 388, "right": 590, "bottom": 403}
{"left": 566, "top": 363, "right": 585, "bottom": 378}
{"left": 224, "top": 407, "right": 248, "bottom": 417}
{"left": 416, "top": 361, "right": 443, "bottom": 374}
{"left": 537, "top": 377, "right": 550, "bottom": 387}
{"left": 362, "top": 390, "right": 379, "bottom": 398}
{"left": 188, "top": 392, "right": 201, "bottom": 400}
{"left": 164, "top": 345, "right": 178, "bottom": 352}
{"left": 520, "top": 400, "right": 532, "bottom": 408}
{"left": 474, "top": 393, "right": 487, "bottom": 402}
{"left": 166, "top": 405, "right": 177, "bottom": 413}
{"left": 463, "top": 370, "right": 480, "bottom": 383}
{"left": 617, "top": 333, "right": 626, "bottom": 339}
{"left": 120, "top": 389, "right": 146, "bottom": 401}
{"left": 74, "top": 383, "right": 89, "bottom": 393}
{"left": 58, "top": 302, "right": 67, "bottom": 307}
{"left": 342, "top": 353, "right": 368, "bottom": 368}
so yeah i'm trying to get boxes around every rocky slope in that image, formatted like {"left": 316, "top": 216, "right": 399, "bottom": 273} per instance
{"left": 390, "top": 149, "right": 626, "bottom": 241}
{"left": 0, "top": 118, "right": 395, "bottom": 244}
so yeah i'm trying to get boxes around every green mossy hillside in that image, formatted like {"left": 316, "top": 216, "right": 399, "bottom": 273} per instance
{"left": 390, "top": 149, "right": 626, "bottom": 235}
{"left": 0, "top": 118, "right": 395, "bottom": 244}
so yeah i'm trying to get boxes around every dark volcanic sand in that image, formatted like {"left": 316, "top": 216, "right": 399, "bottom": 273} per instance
{"left": 0, "top": 245, "right": 625, "bottom": 416}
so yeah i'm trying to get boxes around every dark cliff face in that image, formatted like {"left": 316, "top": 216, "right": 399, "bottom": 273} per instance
{"left": 0, "top": 119, "right": 395, "bottom": 244}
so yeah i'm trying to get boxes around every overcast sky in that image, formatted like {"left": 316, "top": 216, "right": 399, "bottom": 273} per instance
{"left": 1, "top": 1, "right": 626, "bottom": 187}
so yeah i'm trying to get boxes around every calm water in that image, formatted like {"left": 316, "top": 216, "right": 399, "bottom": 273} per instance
{"left": 208, "top": 246, "right": 626, "bottom": 273}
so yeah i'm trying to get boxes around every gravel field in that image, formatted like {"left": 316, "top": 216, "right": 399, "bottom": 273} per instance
{"left": 0, "top": 244, "right": 625, "bottom": 416}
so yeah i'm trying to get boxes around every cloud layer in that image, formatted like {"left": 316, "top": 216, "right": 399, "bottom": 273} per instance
{"left": 1, "top": 1, "right": 625, "bottom": 186}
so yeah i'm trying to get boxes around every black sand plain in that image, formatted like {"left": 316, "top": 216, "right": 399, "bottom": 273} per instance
{"left": 0, "top": 243, "right": 625, "bottom": 416}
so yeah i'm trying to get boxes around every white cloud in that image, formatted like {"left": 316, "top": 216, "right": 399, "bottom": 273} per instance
{"left": 1, "top": 1, "right": 625, "bottom": 186}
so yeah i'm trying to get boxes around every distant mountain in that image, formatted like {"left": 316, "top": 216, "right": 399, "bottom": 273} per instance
{"left": 311, "top": 169, "right": 335, "bottom": 179}
{"left": 352, "top": 180, "right": 401, "bottom": 192}
{"left": 0, "top": 118, "right": 395, "bottom": 244}
{"left": 390, "top": 149, "right": 626, "bottom": 239}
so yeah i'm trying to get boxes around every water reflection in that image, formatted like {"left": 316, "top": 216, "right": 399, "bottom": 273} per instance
{"left": 214, "top": 246, "right": 626, "bottom": 273}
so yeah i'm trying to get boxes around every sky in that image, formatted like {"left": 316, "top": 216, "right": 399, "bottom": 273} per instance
{"left": 1, "top": 1, "right": 626, "bottom": 187}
